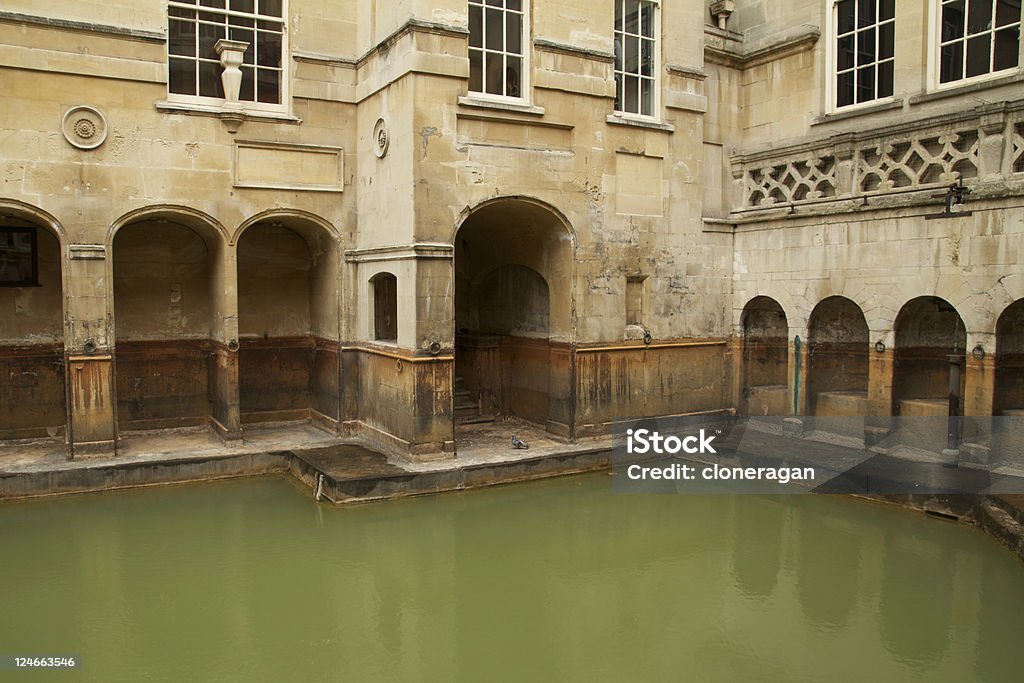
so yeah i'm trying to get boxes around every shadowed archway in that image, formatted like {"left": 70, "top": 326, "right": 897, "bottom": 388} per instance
{"left": 454, "top": 198, "right": 574, "bottom": 436}
{"left": 741, "top": 296, "right": 789, "bottom": 417}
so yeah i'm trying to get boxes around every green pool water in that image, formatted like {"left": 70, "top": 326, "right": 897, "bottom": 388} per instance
{"left": 2, "top": 474, "right": 1023, "bottom": 682}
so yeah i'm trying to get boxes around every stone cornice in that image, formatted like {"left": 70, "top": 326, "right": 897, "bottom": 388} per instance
{"left": 0, "top": 10, "right": 165, "bottom": 43}
{"left": 704, "top": 26, "right": 820, "bottom": 69}
{"left": 533, "top": 38, "right": 614, "bottom": 63}
{"left": 344, "top": 243, "right": 454, "bottom": 263}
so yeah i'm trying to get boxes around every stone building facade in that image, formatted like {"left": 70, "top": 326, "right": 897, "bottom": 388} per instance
{"left": 0, "top": 1, "right": 1021, "bottom": 463}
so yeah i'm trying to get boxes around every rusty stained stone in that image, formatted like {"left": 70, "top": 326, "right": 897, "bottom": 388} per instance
{"left": 0, "top": 344, "right": 66, "bottom": 439}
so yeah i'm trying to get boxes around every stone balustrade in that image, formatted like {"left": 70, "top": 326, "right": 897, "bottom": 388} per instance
{"left": 730, "top": 102, "right": 1024, "bottom": 215}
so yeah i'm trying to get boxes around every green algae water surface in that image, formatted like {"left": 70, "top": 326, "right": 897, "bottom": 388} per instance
{"left": 2, "top": 475, "right": 1023, "bottom": 682}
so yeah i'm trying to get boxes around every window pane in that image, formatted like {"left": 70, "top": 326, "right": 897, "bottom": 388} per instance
{"left": 198, "top": 59, "right": 224, "bottom": 97}
{"left": 624, "top": 0, "right": 639, "bottom": 34}
{"left": 485, "top": 0, "right": 502, "bottom": 6}
{"left": 256, "top": 68, "right": 279, "bottom": 103}
{"left": 200, "top": 0, "right": 226, "bottom": 8}
{"left": 624, "top": 75, "right": 638, "bottom": 112}
{"left": 965, "top": 33, "right": 991, "bottom": 75}
{"left": 259, "top": 0, "right": 282, "bottom": 17}
{"left": 469, "top": 49, "right": 483, "bottom": 91}
{"left": 199, "top": 21, "right": 225, "bottom": 60}
{"left": 169, "top": 19, "right": 196, "bottom": 57}
{"left": 940, "top": 41, "right": 965, "bottom": 81}
{"left": 942, "top": 1, "right": 966, "bottom": 41}
{"left": 878, "top": 21, "right": 894, "bottom": 59}
{"left": 640, "top": 2, "right": 654, "bottom": 38}
{"left": 879, "top": 0, "right": 895, "bottom": 20}
{"left": 615, "top": 0, "right": 623, "bottom": 29}
{"left": 239, "top": 65, "right": 255, "bottom": 101}
{"left": 878, "top": 59, "right": 894, "bottom": 97}
{"left": 614, "top": 73, "right": 623, "bottom": 111}
{"left": 169, "top": 57, "right": 197, "bottom": 95}
{"left": 994, "top": 26, "right": 1020, "bottom": 70}
{"left": 838, "top": 34, "right": 855, "bottom": 70}
{"left": 469, "top": 5, "right": 482, "bottom": 48}
{"left": 258, "top": 30, "right": 281, "bottom": 68}
{"left": 229, "top": 27, "right": 255, "bottom": 55}
{"left": 857, "top": 0, "right": 876, "bottom": 27}
{"left": 506, "top": 0, "right": 521, "bottom": 10}
{"left": 0, "top": 229, "right": 36, "bottom": 285}
{"left": 640, "top": 78, "right": 653, "bottom": 116}
{"left": 837, "top": 70, "right": 855, "bottom": 107}
{"left": 996, "top": 0, "right": 1020, "bottom": 26}
{"left": 506, "top": 13, "right": 521, "bottom": 55}
{"left": 506, "top": 56, "right": 521, "bottom": 97}
{"left": 857, "top": 27, "right": 876, "bottom": 65}
{"left": 837, "top": 0, "right": 855, "bottom": 33}
{"left": 486, "top": 54, "right": 503, "bottom": 94}
{"left": 485, "top": 8, "right": 503, "bottom": 50}
{"left": 967, "top": 0, "right": 993, "bottom": 34}
{"left": 641, "top": 39, "right": 653, "bottom": 76}
{"left": 625, "top": 35, "right": 638, "bottom": 73}
{"left": 230, "top": 0, "right": 254, "bottom": 12}
{"left": 856, "top": 65, "right": 875, "bottom": 102}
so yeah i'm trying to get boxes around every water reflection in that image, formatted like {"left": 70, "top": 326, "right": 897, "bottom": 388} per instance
{"left": 1, "top": 476, "right": 1023, "bottom": 681}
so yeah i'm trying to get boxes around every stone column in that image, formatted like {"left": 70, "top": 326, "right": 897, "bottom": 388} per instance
{"left": 960, "top": 333, "right": 996, "bottom": 467}
{"left": 64, "top": 246, "right": 117, "bottom": 457}
{"left": 208, "top": 243, "right": 242, "bottom": 441}
{"left": 789, "top": 334, "right": 809, "bottom": 417}
{"left": 866, "top": 334, "right": 894, "bottom": 446}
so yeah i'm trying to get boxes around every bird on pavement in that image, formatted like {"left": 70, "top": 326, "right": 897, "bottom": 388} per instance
{"left": 512, "top": 436, "right": 528, "bottom": 449}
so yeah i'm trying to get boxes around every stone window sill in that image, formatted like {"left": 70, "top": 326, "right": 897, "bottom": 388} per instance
{"left": 457, "top": 96, "right": 545, "bottom": 117}
{"left": 155, "top": 101, "right": 302, "bottom": 124}
{"left": 908, "top": 71, "right": 1024, "bottom": 106}
{"left": 606, "top": 114, "right": 675, "bottom": 132}
{"left": 810, "top": 98, "right": 904, "bottom": 126}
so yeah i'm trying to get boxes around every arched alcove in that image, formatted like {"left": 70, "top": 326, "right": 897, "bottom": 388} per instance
{"left": 808, "top": 296, "right": 869, "bottom": 417}
{"left": 0, "top": 215, "right": 66, "bottom": 440}
{"left": 454, "top": 198, "right": 573, "bottom": 432}
{"left": 236, "top": 216, "right": 339, "bottom": 428}
{"left": 741, "top": 296, "right": 789, "bottom": 417}
{"left": 112, "top": 218, "right": 220, "bottom": 431}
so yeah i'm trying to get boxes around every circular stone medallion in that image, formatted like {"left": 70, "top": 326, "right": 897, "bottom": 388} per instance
{"left": 373, "top": 117, "right": 389, "bottom": 158}
{"left": 62, "top": 106, "right": 108, "bottom": 150}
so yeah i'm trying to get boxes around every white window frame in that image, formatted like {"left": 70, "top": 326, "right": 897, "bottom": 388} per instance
{"left": 467, "top": 0, "right": 530, "bottom": 103}
{"left": 825, "top": 0, "right": 897, "bottom": 112}
{"left": 166, "top": 0, "right": 290, "bottom": 115}
{"left": 928, "top": 0, "right": 1023, "bottom": 91}
{"left": 613, "top": 0, "right": 661, "bottom": 120}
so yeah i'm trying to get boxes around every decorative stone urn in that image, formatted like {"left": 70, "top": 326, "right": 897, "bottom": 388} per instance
{"left": 214, "top": 39, "right": 249, "bottom": 107}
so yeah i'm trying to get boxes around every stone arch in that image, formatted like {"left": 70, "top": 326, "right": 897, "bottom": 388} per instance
{"left": 995, "top": 299, "right": 1024, "bottom": 415}
{"left": 0, "top": 200, "right": 67, "bottom": 440}
{"left": 807, "top": 296, "right": 870, "bottom": 417}
{"left": 740, "top": 296, "right": 789, "bottom": 417}
{"left": 454, "top": 196, "right": 574, "bottom": 434}
{"left": 892, "top": 296, "right": 967, "bottom": 451}
{"left": 235, "top": 211, "right": 341, "bottom": 428}
{"left": 110, "top": 207, "right": 227, "bottom": 433}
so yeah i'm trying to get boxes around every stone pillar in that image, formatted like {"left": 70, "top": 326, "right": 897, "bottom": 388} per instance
{"left": 866, "top": 336, "right": 894, "bottom": 446}
{"left": 725, "top": 335, "right": 744, "bottom": 411}
{"left": 208, "top": 244, "right": 241, "bottom": 441}
{"left": 977, "top": 114, "right": 1007, "bottom": 180}
{"left": 961, "top": 334, "right": 996, "bottom": 467}
{"left": 789, "top": 335, "right": 809, "bottom": 417}
{"left": 65, "top": 247, "right": 117, "bottom": 457}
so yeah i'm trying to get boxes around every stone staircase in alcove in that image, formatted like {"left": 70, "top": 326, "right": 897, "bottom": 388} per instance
{"left": 454, "top": 376, "right": 488, "bottom": 425}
